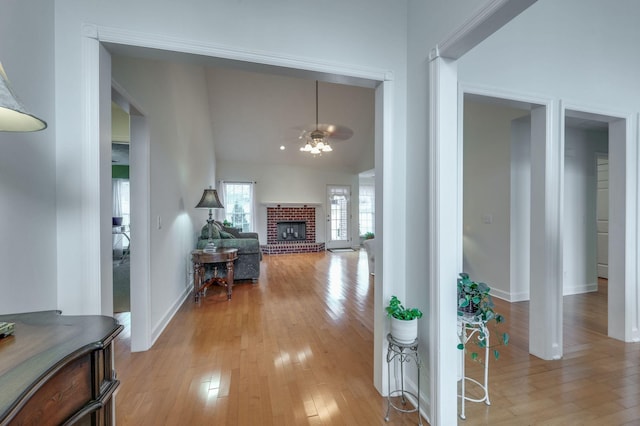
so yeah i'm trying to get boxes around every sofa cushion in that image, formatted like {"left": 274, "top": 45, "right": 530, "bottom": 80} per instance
{"left": 196, "top": 237, "right": 260, "bottom": 255}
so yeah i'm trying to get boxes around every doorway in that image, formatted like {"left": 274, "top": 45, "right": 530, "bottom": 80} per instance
{"left": 112, "top": 102, "right": 131, "bottom": 314}
{"left": 562, "top": 108, "right": 630, "bottom": 342}
{"left": 92, "top": 32, "right": 390, "bottom": 368}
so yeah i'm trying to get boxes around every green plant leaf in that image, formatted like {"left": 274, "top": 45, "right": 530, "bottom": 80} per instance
{"left": 493, "top": 349, "right": 500, "bottom": 360}
{"left": 457, "top": 343, "right": 464, "bottom": 350}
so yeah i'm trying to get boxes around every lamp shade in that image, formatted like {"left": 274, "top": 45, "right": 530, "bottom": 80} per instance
{"left": 0, "top": 63, "right": 47, "bottom": 132}
{"left": 195, "top": 188, "right": 224, "bottom": 209}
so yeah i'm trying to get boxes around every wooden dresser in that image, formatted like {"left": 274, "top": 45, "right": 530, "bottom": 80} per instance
{"left": 0, "top": 311, "right": 123, "bottom": 425}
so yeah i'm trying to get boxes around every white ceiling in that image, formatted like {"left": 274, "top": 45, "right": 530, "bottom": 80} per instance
{"left": 108, "top": 45, "right": 376, "bottom": 173}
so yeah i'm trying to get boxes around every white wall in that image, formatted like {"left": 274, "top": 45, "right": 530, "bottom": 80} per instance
{"left": 111, "top": 56, "right": 218, "bottom": 326}
{"left": 510, "top": 116, "right": 532, "bottom": 301}
{"left": 0, "top": 0, "right": 57, "bottom": 313}
{"left": 217, "top": 161, "right": 359, "bottom": 245}
{"left": 462, "top": 101, "right": 529, "bottom": 298}
{"left": 458, "top": 0, "right": 640, "bottom": 113}
{"left": 563, "top": 127, "right": 608, "bottom": 295}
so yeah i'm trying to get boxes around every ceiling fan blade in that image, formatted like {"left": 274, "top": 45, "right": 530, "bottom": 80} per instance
{"left": 316, "top": 123, "right": 354, "bottom": 140}
{"left": 293, "top": 124, "right": 354, "bottom": 144}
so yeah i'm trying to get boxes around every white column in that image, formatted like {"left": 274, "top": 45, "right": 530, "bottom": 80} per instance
{"left": 428, "top": 50, "right": 461, "bottom": 426}
{"left": 608, "top": 117, "right": 639, "bottom": 342}
{"left": 529, "top": 105, "right": 563, "bottom": 360}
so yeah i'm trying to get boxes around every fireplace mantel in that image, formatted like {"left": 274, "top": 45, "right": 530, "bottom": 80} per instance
{"left": 261, "top": 202, "right": 322, "bottom": 208}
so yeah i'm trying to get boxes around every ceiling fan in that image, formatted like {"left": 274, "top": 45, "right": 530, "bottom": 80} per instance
{"left": 299, "top": 80, "right": 353, "bottom": 155}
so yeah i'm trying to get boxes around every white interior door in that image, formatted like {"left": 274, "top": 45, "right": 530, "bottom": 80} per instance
{"left": 596, "top": 154, "right": 609, "bottom": 279}
{"left": 326, "top": 185, "right": 351, "bottom": 249}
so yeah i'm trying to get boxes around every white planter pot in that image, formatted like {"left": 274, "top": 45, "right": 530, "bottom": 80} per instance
{"left": 390, "top": 317, "right": 418, "bottom": 344}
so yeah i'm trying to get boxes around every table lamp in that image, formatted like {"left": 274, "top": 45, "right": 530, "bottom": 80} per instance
{"left": 195, "top": 188, "right": 224, "bottom": 253}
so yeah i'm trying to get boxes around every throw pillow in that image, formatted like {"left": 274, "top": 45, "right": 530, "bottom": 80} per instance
{"left": 222, "top": 226, "right": 242, "bottom": 238}
{"left": 210, "top": 224, "right": 221, "bottom": 239}
{"left": 219, "top": 230, "right": 236, "bottom": 239}
{"left": 201, "top": 223, "right": 220, "bottom": 240}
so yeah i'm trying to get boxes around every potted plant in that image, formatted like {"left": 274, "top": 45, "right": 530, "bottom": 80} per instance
{"left": 457, "top": 272, "right": 509, "bottom": 362}
{"left": 386, "top": 295, "right": 423, "bottom": 344}
{"left": 359, "top": 231, "right": 375, "bottom": 245}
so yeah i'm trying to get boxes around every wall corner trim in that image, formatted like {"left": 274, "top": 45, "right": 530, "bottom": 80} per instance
{"left": 81, "top": 23, "right": 98, "bottom": 39}
{"left": 428, "top": 46, "right": 440, "bottom": 62}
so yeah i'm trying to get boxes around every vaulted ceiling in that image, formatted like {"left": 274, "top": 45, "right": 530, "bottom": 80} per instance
{"left": 206, "top": 67, "right": 375, "bottom": 173}
{"left": 109, "top": 45, "right": 376, "bottom": 173}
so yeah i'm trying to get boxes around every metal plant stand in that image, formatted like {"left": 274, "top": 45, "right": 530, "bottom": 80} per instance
{"left": 458, "top": 314, "right": 491, "bottom": 420}
{"left": 384, "top": 334, "right": 423, "bottom": 425}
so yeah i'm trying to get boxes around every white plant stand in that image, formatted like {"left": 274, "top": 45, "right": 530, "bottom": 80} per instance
{"left": 458, "top": 314, "right": 490, "bottom": 420}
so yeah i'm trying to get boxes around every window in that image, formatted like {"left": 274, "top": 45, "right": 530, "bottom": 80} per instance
{"left": 359, "top": 183, "right": 375, "bottom": 236}
{"left": 222, "top": 181, "right": 255, "bottom": 232}
{"left": 113, "top": 179, "right": 130, "bottom": 227}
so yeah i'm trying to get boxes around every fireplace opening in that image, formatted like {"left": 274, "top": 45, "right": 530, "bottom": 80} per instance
{"left": 277, "top": 221, "right": 306, "bottom": 241}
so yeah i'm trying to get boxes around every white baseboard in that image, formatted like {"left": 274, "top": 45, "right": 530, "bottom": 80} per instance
{"left": 490, "top": 281, "right": 598, "bottom": 303}
{"left": 563, "top": 282, "right": 598, "bottom": 296}
{"left": 150, "top": 285, "right": 191, "bottom": 346}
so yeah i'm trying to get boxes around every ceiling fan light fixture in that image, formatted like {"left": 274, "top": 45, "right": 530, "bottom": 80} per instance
{"left": 322, "top": 144, "right": 332, "bottom": 152}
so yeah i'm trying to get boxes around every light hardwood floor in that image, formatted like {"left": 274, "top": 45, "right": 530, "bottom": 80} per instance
{"left": 461, "top": 278, "right": 640, "bottom": 425}
{"left": 114, "top": 250, "right": 423, "bottom": 425}
{"left": 114, "top": 252, "right": 640, "bottom": 425}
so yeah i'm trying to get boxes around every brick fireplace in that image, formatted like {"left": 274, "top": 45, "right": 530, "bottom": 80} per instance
{"left": 262, "top": 205, "right": 325, "bottom": 254}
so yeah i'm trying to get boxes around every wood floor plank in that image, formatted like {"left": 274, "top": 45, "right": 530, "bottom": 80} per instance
{"left": 114, "top": 255, "right": 640, "bottom": 425}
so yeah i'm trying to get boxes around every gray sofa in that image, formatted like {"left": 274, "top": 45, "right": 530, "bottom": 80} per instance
{"left": 196, "top": 222, "right": 262, "bottom": 281}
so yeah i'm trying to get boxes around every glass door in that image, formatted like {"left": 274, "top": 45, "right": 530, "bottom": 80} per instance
{"left": 326, "top": 185, "right": 351, "bottom": 249}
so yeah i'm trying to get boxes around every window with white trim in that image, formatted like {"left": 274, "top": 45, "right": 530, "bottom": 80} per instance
{"left": 222, "top": 181, "right": 255, "bottom": 232}
{"left": 359, "top": 183, "right": 375, "bottom": 236}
